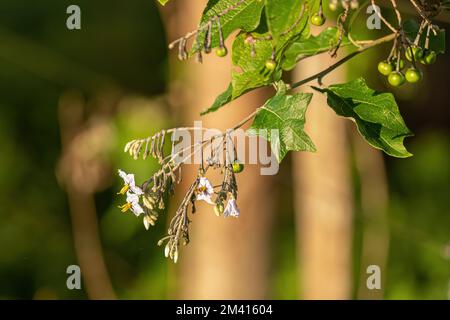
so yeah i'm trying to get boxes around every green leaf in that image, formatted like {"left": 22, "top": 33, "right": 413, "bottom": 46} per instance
{"left": 403, "top": 19, "right": 445, "bottom": 54}
{"left": 202, "top": 4, "right": 311, "bottom": 114}
{"left": 201, "top": 84, "right": 233, "bottom": 115}
{"left": 283, "top": 27, "right": 353, "bottom": 70}
{"left": 194, "top": 0, "right": 265, "bottom": 52}
{"left": 314, "top": 78, "right": 413, "bottom": 158}
{"left": 265, "top": 0, "right": 304, "bottom": 42}
{"left": 157, "top": 0, "right": 170, "bottom": 5}
{"left": 247, "top": 90, "right": 316, "bottom": 162}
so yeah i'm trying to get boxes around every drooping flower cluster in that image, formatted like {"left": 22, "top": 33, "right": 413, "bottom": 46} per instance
{"left": 117, "top": 170, "right": 144, "bottom": 216}
{"left": 117, "top": 131, "right": 242, "bottom": 263}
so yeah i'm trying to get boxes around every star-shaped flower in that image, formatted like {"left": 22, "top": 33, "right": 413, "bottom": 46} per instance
{"left": 118, "top": 192, "right": 144, "bottom": 216}
{"left": 118, "top": 169, "right": 143, "bottom": 195}
{"left": 223, "top": 198, "right": 240, "bottom": 218}
{"left": 195, "top": 177, "right": 214, "bottom": 204}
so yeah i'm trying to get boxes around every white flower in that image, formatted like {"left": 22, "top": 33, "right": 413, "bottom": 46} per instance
{"left": 195, "top": 177, "right": 214, "bottom": 204}
{"left": 118, "top": 169, "right": 143, "bottom": 195}
{"left": 118, "top": 192, "right": 144, "bottom": 216}
{"left": 223, "top": 198, "right": 240, "bottom": 218}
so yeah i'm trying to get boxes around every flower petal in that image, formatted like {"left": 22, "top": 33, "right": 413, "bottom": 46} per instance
{"left": 126, "top": 192, "right": 139, "bottom": 204}
{"left": 224, "top": 199, "right": 240, "bottom": 217}
{"left": 118, "top": 169, "right": 127, "bottom": 179}
{"left": 196, "top": 193, "right": 214, "bottom": 205}
{"left": 130, "top": 185, "right": 144, "bottom": 195}
{"left": 131, "top": 202, "right": 144, "bottom": 216}
{"left": 118, "top": 169, "right": 136, "bottom": 186}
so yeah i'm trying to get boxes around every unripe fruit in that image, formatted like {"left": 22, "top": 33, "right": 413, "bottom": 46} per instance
{"left": 421, "top": 50, "right": 437, "bottom": 65}
{"left": 405, "top": 46, "right": 424, "bottom": 62}
{"left": 265, "top": 59, "right": 277, "bottom": 71}
{"left": 232, "top": 162, "right": 244, "bottom": 174}
{"left": 405, "top": 68, "right": 422, "bottom": 84}
{"left": 388, "top": 71, "right": 405, "bottom": 87}
{"left": 215, "top": 46, "right": 228, "bottom": 57}
{"left": 378, "top": 61, "right": 393, "bottom": 76}
{"left": 310, "top": 13, "right": 326, "bottom": 26}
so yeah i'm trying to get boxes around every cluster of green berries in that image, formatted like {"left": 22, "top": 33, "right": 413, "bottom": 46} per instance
{"left": 329, "top": 0, "right": 360, "bottom": 12}
{"left": 378, "top": 46, "right": 437, "bottom": 87}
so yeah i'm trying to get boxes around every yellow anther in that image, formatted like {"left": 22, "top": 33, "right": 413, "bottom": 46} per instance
{"left": 117, "top": 184, "right": 130, "bottom": 195}
{"left": 118, "top": 202, "right": 132, "bottom": 213}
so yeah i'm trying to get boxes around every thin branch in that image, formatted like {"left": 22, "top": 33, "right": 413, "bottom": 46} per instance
{"left": 371, "top": 0, "right": 397, "bottom": 33}
{"left": 289, "top": 33, "right": 397, "bottom": 89}
{"left": 390, "top": 0, "right": 402, "bottom": 27}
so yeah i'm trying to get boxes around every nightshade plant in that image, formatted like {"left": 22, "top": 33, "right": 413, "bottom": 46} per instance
{"left": 117, "top": 0, "right": 448, "bottom": 263}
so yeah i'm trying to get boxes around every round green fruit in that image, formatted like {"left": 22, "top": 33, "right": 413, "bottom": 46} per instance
{"left": 421, "top": 50, "right": 437, "bottom": 65}
{"left": 405, "top": 68, "right": 422, "bottom": 83}
{"left": 310, "top": 13, "right": 326, "bottom": 26}
{"left": 232, "top": 162, "right": 244, "bottom": 174}
{"left": 388, "top": 71, "right": 405, "bottom": 87}
{"left": 378, "top": 61, "right": 393, "bottom": 76}
{"left": 265, "top": 59, "right": 277, "bottom": 71}
{"left": 215, "top": 46, "right": 228, "bottom": 57}
{"left": 405, "top": 46, "right": 424, "bottom": 62}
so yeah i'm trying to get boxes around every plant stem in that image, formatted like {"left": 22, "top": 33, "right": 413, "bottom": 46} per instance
{"left": 289, "top": 33, "right": 397, "bottom": 89}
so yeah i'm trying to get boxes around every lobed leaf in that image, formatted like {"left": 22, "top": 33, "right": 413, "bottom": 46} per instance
{"left": 247, "top": 89, "right": 316, "bottom": 162}
{"left": 314, "top": 78, "right": 413, "bottom": 158}
{"left": 282, "top": 27, "right": 353, "bottom": 70}
{"left": 202, "top": 1, "right": 312, "bottom": 114}
{"left": 265, "top": 0, "right": 304, "bottom": 43}
{"left": 194, "top": 0, "right": 265, "bottom": 52}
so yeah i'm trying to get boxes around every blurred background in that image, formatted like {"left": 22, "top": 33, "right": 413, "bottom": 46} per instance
{"left": 0, "top": 0, "right": 448, "bottom": 299}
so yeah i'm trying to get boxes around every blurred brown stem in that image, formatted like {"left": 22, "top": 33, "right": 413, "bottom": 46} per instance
{"left": 58, "top": 91, "right": 116, "bottom": 300}
{"left": 293, "top": 45, "right": 353, "bottom": 299}
{"left": 354, "top": 136, "right": 390, "bottom": 300}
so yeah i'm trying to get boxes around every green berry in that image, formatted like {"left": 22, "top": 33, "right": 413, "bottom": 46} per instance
{"left": 421, "top": 50, "right": 437, "bottom": 65}
{"left": 388, "top": 71, "right": 405, "bottom": 87}
{"left": 378, "top": 61, "right": 393, "bottom": 76}
{"left": 215, "top": 46, "right": 228, "bottom": 57}
{"left": 265, "top": 59, "right": 277, "bottom": 71}
{"left": 405, "top": 68, "right": 422, "bottom": 84}
{"left": 310, "top": 13, "right": 326, "bottom": 26}
{"left": 232, "top": 162, "right": 244, "bottom": 174}
{"left": 405, "top": 46, "right": 424, "bottom": 62}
